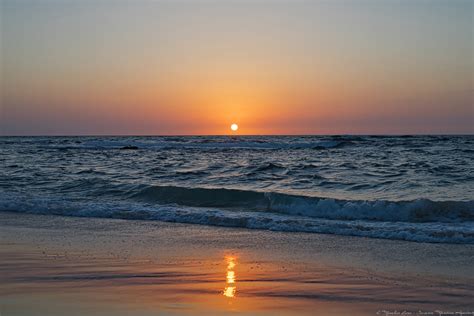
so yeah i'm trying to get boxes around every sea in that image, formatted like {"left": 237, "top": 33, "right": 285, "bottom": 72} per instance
{"left": 1, "top": 135, "right": 473, "bottom": 244}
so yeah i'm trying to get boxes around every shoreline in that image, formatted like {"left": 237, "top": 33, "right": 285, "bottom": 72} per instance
{"left": 1, "top": 212, "right": 473, "bottom": 315}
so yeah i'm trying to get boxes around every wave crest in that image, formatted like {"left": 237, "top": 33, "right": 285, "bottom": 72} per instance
{"left": 1, "top": 191, "right": 473, "bottom": 244}
{"left": 132, "top": 185, "right": 474, "bottom": 223}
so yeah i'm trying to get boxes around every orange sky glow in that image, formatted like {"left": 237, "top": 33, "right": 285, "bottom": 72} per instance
{"left": 1, "top": 0, "right": 472, "bottom": 135}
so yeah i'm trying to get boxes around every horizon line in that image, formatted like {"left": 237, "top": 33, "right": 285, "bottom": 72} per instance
{"left": 1, "top": 133, "right": 473, "bottom": 137}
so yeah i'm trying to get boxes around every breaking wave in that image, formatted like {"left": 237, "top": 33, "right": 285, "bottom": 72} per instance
{"left": 131, "top": 186, "right": 474, "bottom": 223}
{"left": 1, "top": 185, "right": 473, "bottom": 244}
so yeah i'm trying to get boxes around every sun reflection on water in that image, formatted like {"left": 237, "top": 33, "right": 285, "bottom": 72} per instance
{"left": 223, "top": 256, "right": 236, "bottom": 298}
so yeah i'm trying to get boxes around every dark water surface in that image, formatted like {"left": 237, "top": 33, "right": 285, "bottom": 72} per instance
{"left": 1, "top": 136, "right": 473, "bottom": 243}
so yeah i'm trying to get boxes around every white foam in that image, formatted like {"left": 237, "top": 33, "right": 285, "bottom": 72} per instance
{"left": 1, "top": 192, "right": 473, "bottom": 244}
{"left": 265, "top": 193, "right": 474, "bottom": 223}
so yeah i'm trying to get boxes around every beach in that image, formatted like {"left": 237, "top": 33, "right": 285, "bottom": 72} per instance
{"left": 1, "top": 211, "right": 473, "bottom": 315}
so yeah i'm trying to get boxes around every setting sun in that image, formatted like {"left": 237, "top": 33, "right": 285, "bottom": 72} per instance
{"left": 230, "top": 124, "right": 239, "bottom": 132}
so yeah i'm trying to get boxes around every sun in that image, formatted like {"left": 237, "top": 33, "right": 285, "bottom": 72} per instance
{"left": 230, "top": 123, "right": 238, "bottom": 132}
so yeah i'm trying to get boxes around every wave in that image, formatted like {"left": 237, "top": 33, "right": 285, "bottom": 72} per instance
{"left": 132, "top": 186, "right": 474, "bottom": 223}
{"left": 43, "top": 139, "right": 352, "bottom": 151}
{"left": 1, "top": 190, "right": 473, "bottom": 244}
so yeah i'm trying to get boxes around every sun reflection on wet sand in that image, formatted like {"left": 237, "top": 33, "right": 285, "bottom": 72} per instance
{"left": 223, "top": 256, "right": 236, "bottom": 298}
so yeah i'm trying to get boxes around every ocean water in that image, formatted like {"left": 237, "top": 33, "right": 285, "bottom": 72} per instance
{"left": 1, "top": 135, "right": 473, "bottom": 244}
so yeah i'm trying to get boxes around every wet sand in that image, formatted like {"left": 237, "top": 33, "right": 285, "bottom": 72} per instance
{"left": 1, "top": 212, "right": 473, "bottom": 315}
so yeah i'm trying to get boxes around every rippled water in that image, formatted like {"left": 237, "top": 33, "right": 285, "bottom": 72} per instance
{"left": 1, "top": 136, "right": 473, "bottom": 243}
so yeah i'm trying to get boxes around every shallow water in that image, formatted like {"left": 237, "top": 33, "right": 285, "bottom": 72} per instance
{"left": 1, "top": 136, "right": 473, "bottom": 243}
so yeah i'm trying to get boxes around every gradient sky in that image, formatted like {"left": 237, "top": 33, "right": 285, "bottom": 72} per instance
{"left": 1, "top": 0, "right": 473, "bottom": 135}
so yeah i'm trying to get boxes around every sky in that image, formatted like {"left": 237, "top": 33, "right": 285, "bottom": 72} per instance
{"left": 1, "top": 0, "right": 473, "bottom": 135}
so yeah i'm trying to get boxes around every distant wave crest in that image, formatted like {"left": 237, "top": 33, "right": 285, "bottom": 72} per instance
{"left": 45, "top": 139, "right": 351, "bottom": 150}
